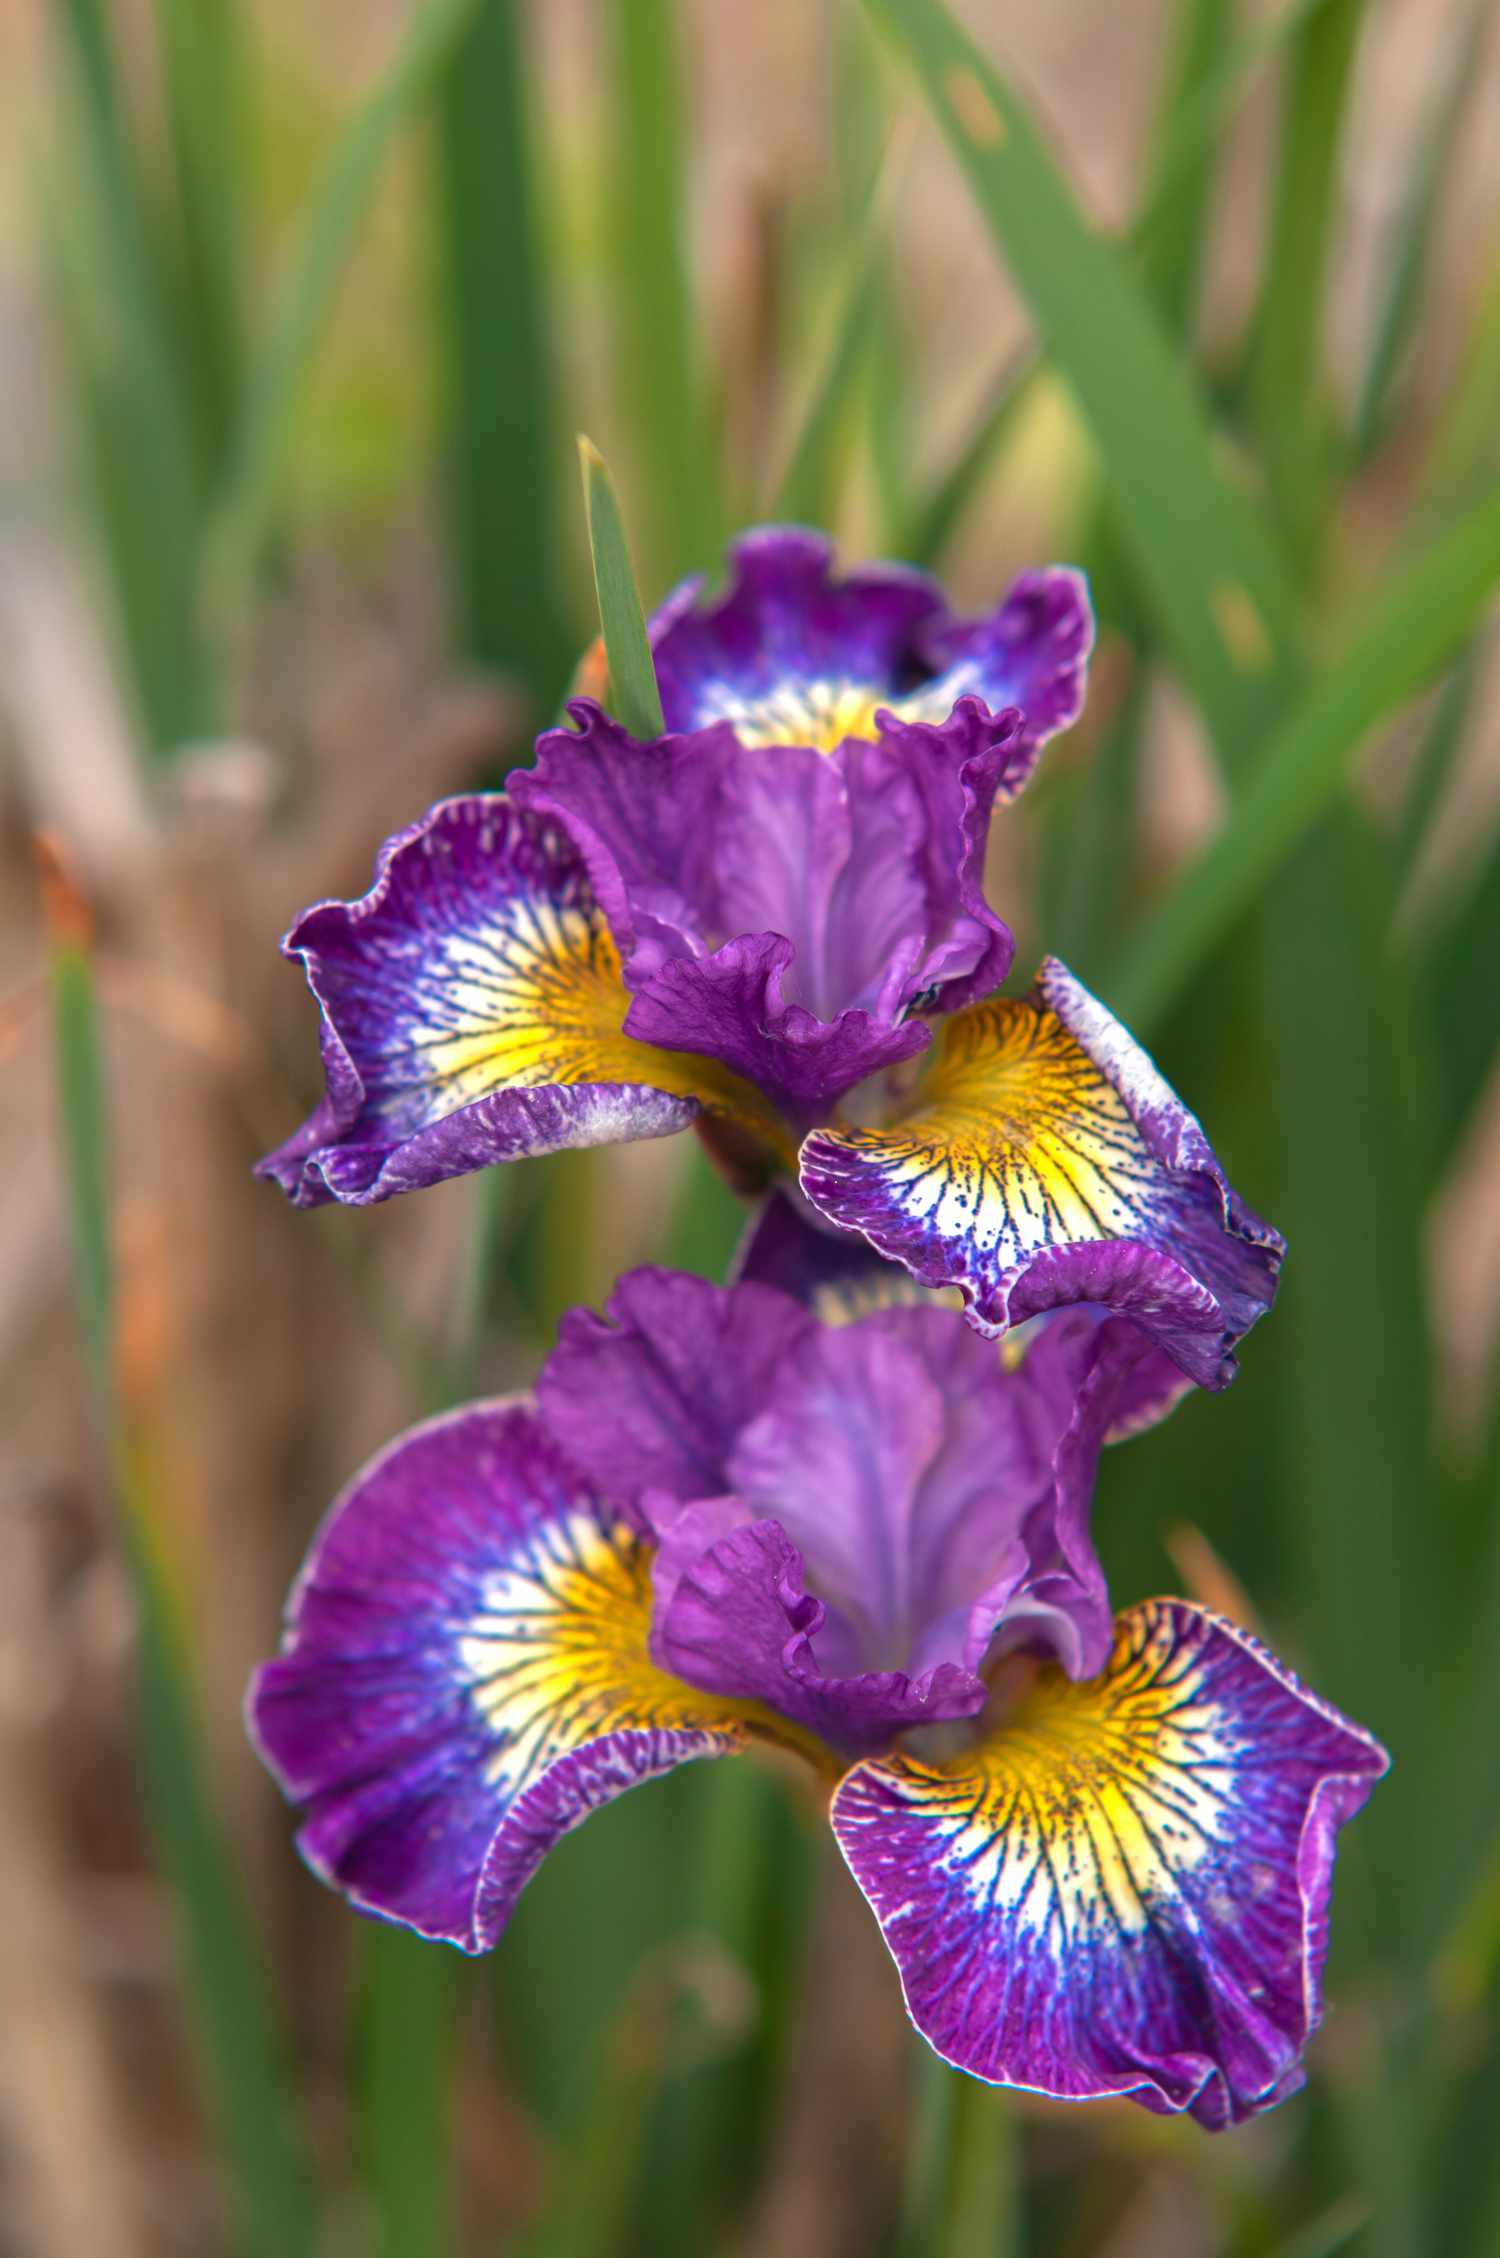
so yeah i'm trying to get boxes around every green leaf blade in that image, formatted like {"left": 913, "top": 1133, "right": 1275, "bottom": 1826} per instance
{"left": 579, "top": 438, "right": 666, "bottom": 740}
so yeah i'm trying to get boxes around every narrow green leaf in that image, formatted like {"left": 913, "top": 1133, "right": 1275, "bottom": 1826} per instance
{"left": 357, "top": 1927, "right": 459, "bottom": 2258}
{"left": 905, "top": 0, "right": 1340, "bottom": 575}
{"left": 206, "top": 0, "right": 480, "bottom": 623}
{"left": 864, "top": 0, "right": 1305, "bottom": 769}
{"left": 1352, "top": 0, "right": 1491, "bottom": 463}
{"left": 39, "top": 30, "right": 218, "bottom": 756}
{"left": 607, "top": 0, "right": 721, "bottom": 577}
{"left": 898, "top": 2054, "right": 1018, "bottom": 2258}
{"left": 1130, "top": 0, "right": 1340, "bottom": 256}
{"left": 771, "top": 245, "right": 883, "bottom": 527}
{"left": 1421, "top": 239, "right": 1500, "bottom": 521}
{"left": 1263, "top": 2195, "right": 1373, "bottom": 2258}
{"left": 1244, "top": 0, "right": 1365, "bottom": 570}
{"left": 1427, "top": 794, "right": 1500, "bottom": 1150}
{"left": 578, "top": 438, "right": 666, "bottom": 740}
{"left": 438, "top": 0, "right": 575, "bottom": 713}
{"left": 900, "top": 348, "right": 1038, "bottom": 569}
{"left": 153, "top": 0, "right": 248, "bottom": 478}
{"left": 1111, "top": 487, "right": 1500, "bottom": 1033}
{"left": 1394, "top": 643, "right": 1480, "bottom": 895}
{"left": 43, "top": 856, "right": 319, "bottom": 2258}
{"left": 1133, "top": 0, "right": 1233, "bottom": 331}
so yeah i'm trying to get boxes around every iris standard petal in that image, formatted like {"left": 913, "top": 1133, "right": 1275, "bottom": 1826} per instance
{"left": 648, "top": 526, "right": 1092, "bottom": 762}
{"left": 830, "top": 1600, "right": 1386, "bottom": 2127}
{"left": 247, "top": 1402, "right": 777, "bottom": 1951}
{"left": 518, "top": 701, "right": 1023, "bottom": 1119}
{"left": 257, "top": 795, "right": 787, "bottom": 1207}
{"left": 535, "top": 1267, "right": 818, "bottom": 1510}
{"left": 799, "top": 958, "right": 1283, "bottom": 1387}
{"left": 652, "top": 1511, "right": 988, "bottom": 1759}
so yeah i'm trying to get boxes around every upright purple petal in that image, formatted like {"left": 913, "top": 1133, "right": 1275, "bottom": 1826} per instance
{"left": 719, "top": 1303, "right": 1121, "bottom": 1684}
{"left": 622, "top": 934, "right": 931, "bottom": 1122}
{"left": 649, "top": 527, "right": 1092, "bottom": 762}
{"left": 247, "top": 1403, "right": 770, "bottom": 1951}
{"left": 535, "top": 1267, "right": 816, "bottom": 1510}
{"left": 650, "top": 526, "right": 945, "bottom": 746}
{"left": 800, "top": 958, "right": 1283, "bottom": 1388}
{"left": 831, "top": 1601, "right": 1387, "bottom": 2127}
{"left": 258, "top": 795, "right": 786, "bottom": 1208}
{"left": 916, "top": 567, "right": 1094, "bottom": 752}
{"left": 652, "top": 1510, "right": 987, "bottom": 1758}
{"left": 517, "top": 700, "right": 1022, "bottom": 1121}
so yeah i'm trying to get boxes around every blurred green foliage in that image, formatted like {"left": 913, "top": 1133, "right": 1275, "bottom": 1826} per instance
{"left": 36, "top": 0, "right": 1500, "bottom": 2252}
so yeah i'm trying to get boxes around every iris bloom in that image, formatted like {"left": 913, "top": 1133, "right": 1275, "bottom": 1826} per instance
{"left": 249, "top": 1268, "right": 1384, "bottom": 2128}
{"left": 259, "top": 529, "right": 1280, "bottom": 1391}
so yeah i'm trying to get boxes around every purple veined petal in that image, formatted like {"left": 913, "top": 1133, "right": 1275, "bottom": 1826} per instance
{"left": 915, "top": 566, "right": 1095, "bottom": 756}
{"left": 256, "top": 794, "right": 791, "bottom": 1208}
{"left": 653, "top": 1510, "right": 988, "bottom": 1758}
{"left": 649, "top": 526, "right": 947, "bottom": 748}
{"left": 518, "top": 701, "right": 1020, "bottom": 1116}
{"left": 734, "top": 1189, "right": 1193, "bottom": 1442}
{"left": 799, "top": 957, "right": 1284, "bottom": 1388}
{"left": 720, "top": 1300, "right": 1121, "bottom": 1687}
{"left": 648, "top": 528, "right": 1093, "bottom": 765}
{"left": 535, "top": 1266, "right": 818, "bottom": 1510}
{"left": 831, "top": 1599, "right": 1387, "bottom": 2128}
{"left": 623, "top": 932, "right": 932, "bottom": 1122}
{"left": 247, "top": 1401, "right": 788, "bottom": 1952}
{"left": 510, "top": 702, "right": 733, "bottom": 975}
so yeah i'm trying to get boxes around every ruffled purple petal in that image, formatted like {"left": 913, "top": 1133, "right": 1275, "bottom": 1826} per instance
{"left": 831, "top": 1600, "right": 1387, "bottom": 2127}
{"left": 511, "top": 706, "right": 731, "bottom": 974}
{"left": 648, "top": 528, "right": 1092, "bottom": 762}
{"left": 535, "top": 1267, "right": 816, "bottom": 1511}
{"left": 623, "top": 933, "right": 931, "bottom": 1122}
{"left": 800, "top": 958, "right": 1284, "bottom": 1388}
{"left": 915, "top": 567, "right": 1094, "bottom": 755}
{"left": 722, "top": 1302, "right": 1122, "bottom": 1685}
{"left": 653, "top": 1511, "right": 987, "bottom": 1758}
{"left": 650, "top": 527, "right": 946, "bottom": 745}
{"left": 258, "top": 795, "right": 779, "bottom": 1208}
{"left": 516, "top": 699, "right": 1023, "bottom": 1120}
{"left": 247, "top": 1402, "right": 758, "bottom": 1950}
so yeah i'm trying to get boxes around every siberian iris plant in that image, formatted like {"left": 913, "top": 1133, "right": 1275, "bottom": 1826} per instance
{"left": 248, "top": 1264, "right": 1385, "bottom": 2127}
{"left": 258, "top": 529, "right": 1281, "bottom": 1389}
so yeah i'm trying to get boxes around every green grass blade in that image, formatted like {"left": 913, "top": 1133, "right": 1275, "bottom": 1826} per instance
{"left": 1420, "top": 240, "right": 1500, "bottom": 521}
{"left": 41, "top": 19, "right": 218, "bottom": 755}
{"left": 898, "top": 2056, "right": 1018, "bottom": 2258}
{"left": 900, "top": 348, "right": 1037, "bottom": 568}
{"left": 905, "top": 0, "right": 1338, "bottom": 575}
{"left": 1426, "top": 797, "right": 1500, "bottom": 1151}
{"left": 1352, "top": 0, "right": 1491, "bottom": 464}
{"left": 1395, "top": 643, "right": 1480, "bottom": 894}
{"left": 206, "top": 0, "right": 480, "bottom": 624}
{"left": 865, "top": 0, "right": 1305, "bottom": 768}
{"left": 1111, "top": 487, "right": 1500, "bottom": 1032}
{"left": 1133, "top": 0, "right": 1233, "bottom": 330}
{"left": 42, "top": 849, "right": 319, "bottom": 2258}
{"left": 607, "top": 0, "right": 721, "bottom": 578}
{"left": 1244, "top": 0, "right": 1365, "bottom": 571}
{"left": 1130, "top": 0, "right": 1339, "bottom": 256}
{"left": 437, "top": 0, "right": 575, "bottom": 713}
{"left": 153, "top": 0, "right": 248, "bottom": 477}
{"left": 578, "top": 438, "right": 665, "bottom": 739}
{"left": 771, "top": 239, "right": 883, "bottom": 527}
{"left": 357, "top": 1927, "right": 460, "bottom": 2258}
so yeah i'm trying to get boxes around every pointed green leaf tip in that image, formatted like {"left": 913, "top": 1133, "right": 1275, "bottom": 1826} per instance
{"left": 578, "top": 436, "right": 666, "bottom": 740}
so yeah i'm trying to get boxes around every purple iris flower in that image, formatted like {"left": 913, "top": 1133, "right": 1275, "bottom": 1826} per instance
{"left": 249, "top": 1269, "right": 1384, "bottom": 2129}
{"left": 257, "top": 527, "right": 1280, "bottom": 1388}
